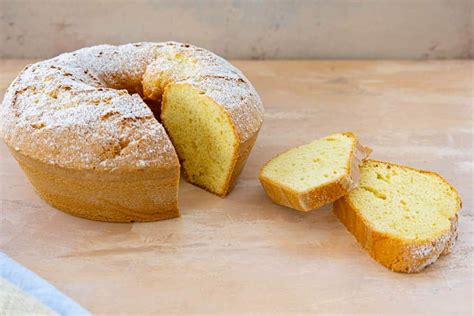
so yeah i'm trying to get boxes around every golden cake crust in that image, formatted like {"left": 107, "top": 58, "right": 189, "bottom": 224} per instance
{"left": 333, "top": 160, "right": 462, "bottom": 273}
{"left": 0, "top": 42, "right": 264, "bottom": 221}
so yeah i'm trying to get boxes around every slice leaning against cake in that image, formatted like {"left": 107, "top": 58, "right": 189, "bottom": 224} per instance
{"left": 259, "top": 132, "right": 371, "bottom": 211}
{"left": 334, "top": 160, "right": 462, "bottom": 273}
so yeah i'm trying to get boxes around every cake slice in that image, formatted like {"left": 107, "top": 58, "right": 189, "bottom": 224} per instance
{"left": 259, "top": 132, "right": 371, "bottom": 211}
{"left": 334, "top": 160, "right": 462, "bottom": 273}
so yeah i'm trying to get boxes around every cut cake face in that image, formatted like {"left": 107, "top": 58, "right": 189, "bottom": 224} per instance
{"left": 260, "top": 132, "right": 371, "bottom": 211}
{"left": 334, "top": 159, "right": 462, "bottom": 272}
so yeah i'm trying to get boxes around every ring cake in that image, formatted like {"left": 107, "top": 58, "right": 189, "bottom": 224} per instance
{"left": 0, "top": 42, "right": 264, "bottom": 222}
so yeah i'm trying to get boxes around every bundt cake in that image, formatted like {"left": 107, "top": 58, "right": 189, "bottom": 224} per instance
{"left": 0, "top": 42, "right": 264, "bottom": 222}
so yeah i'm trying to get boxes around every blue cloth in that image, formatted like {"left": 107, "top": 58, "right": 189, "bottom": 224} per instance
{"left": 0, "top": 252, "right": 90, "bottom": 315}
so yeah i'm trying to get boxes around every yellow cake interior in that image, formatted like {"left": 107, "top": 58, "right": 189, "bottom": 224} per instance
{"left": 161, "top": 84, "right": 238, "bottom": 196}
{"left": 348, "top": 160, "right": 459, "bottom": 240}
{"left": 261, "top": 133, "right": 355, "bottom": 191}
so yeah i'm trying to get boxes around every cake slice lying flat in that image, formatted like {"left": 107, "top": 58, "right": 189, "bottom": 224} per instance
{"left": 259, "top": 132, "right": 371, "bottom": 211}
{"left": 334, "top": 160, "right": 461, "bottom": 273}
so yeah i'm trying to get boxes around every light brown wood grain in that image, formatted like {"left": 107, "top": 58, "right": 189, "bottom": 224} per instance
{"left": 0, "top": 59, "right": 472, "bottom": 314}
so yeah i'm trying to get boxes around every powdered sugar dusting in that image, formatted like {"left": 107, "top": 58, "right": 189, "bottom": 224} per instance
{"left": 0, "top": 42, "right": 263, "bottom": 170}
{"left": 144, "top": 42, "right": 264, "bottom": 141}
{"left": 402, "top": 214, "right": 458, "bottom": 272}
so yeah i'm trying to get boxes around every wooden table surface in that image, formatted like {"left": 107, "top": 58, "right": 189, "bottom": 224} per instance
{"left": 1, "top": 59, "right": 472, "bottom": 315}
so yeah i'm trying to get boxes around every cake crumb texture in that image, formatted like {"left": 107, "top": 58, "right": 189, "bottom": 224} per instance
{"left": 334, "top": 160, "right": 461, "bottom": 272}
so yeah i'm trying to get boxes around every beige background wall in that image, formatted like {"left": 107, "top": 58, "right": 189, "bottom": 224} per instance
{"left": 0, "top": 0, "right": 472, "bottom": 59}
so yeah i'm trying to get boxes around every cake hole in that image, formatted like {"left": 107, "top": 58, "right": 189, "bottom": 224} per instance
{"left": 119, "top": 138, "right": 130, "bottom": 150}
{"left": 360, "top": 186, "right": 387, "bottom": 200}
{"left": 101, "top": 111, "right": 119, "bottom": 120}
{"left": 376, "top": 172, "right": 390, "bottom": 183}
{"left": 31, "top": 122, "right": 45, "bottom": 129}
{"left": 47, "top": 90, "right": 58, "bottom": 99}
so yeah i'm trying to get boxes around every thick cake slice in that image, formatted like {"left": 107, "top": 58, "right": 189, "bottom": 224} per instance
{"left": 334, "top": 160, "right": 461, "bottom": 273}
{"left": 259, "top": 132, "right": 371, "bottom": 211}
